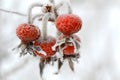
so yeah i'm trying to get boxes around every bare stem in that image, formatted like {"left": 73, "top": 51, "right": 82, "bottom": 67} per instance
{"left": 28, "top": 3, "right": 43, "bottom": 24}
{"left": 0, "top": 8, "right": 26, "bottom": 16}
{"left": 42, "top": 13, "right": 50, "bottom": 40}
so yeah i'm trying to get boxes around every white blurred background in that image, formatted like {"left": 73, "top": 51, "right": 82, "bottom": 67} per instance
{"left": 0, "top": 0, "right": 120, "bottom": 80}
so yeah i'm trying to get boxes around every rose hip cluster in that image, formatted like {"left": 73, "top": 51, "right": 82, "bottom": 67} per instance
{"left": 54, "top": 14, "right": 82, "bottom": 73}
{"left": 15, "top": 0, "right": 82, "bottom": 78}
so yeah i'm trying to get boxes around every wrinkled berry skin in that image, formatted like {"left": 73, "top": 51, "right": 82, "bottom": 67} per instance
{"left": 33, "top": 36, "right": 56, "bottom": 59}
{"left": 16, "top": 23, "right": 40, "bottom": 43}
{"left": 56, "top": 14, "right": 82, "bottom": 36}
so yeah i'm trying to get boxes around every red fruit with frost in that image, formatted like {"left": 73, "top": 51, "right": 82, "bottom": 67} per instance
{"left": 16, "top": 23, "right": 40, "bottom": 43}
{"left": 33, "top": 36, "right": 56, "bottom": 59}
{"left": 56, "top": 14, "right": 82, "bottom": 36}
{"left": 63, "top": 45, "right": 74, "bottom": 55}
{"left": 59, "top": 35, "right": 80, "bottom": 55}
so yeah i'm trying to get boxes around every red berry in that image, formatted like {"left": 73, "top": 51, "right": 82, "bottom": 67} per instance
{"left": 63, "top": 45, "right": 74, "bottom": 55}
{"left": 16, "top": 23, "right": 40, "bottom": 43}
{"left": 33, "top": 36, "right": 56, "bottom": 58}
{"left": 56, "top": 14, "right": 82, "bottom": 36}
{"left": 59, "top": 35, "right": 80, "bottom": 55}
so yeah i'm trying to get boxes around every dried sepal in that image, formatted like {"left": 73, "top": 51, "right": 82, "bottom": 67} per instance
{"left": 54, "top": 58, "right": 63, "bottom": 74}
{"left": 39, "top": 58, "right": 45, "bottom": 78}
{"left": 68, "top": 58, "right": 74, "bottom": 71}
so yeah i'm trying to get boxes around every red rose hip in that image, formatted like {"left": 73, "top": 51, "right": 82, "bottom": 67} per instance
{"left": 33, "top": 36, "right": 56, "bottom": 59}
{"left": 63, "top": 35, "right": 80, "bottom": 55}
{"left": 16, "top": 23, "right": 40, "bottom": 43}
{"left": 63, "top": 45, "right": 74, "bottom": 55}
{"left": 56, "top": 14, "right": 82, "bottom": 36}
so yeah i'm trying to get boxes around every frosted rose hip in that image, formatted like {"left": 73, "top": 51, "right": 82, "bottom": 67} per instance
{"left": 62, "top": 35, "right": 80, "bottom": 55}
{"left": 56, "top": 14, "right": 82, "bottom": 36}
{"left": 33, "top": 36, "right": 56, "bottom": 58}
{"left": 16, "top": 23, "right": 40, "bottom": 43}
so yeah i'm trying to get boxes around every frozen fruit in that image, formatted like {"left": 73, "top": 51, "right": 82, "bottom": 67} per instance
{"left": 56, "top": 14, "right": 82, "bottom": 36}
{"left": 16, "top": 23, "right": 40, "bottom": 43}
{"left": 59, "top": 35, "right": 80, "bottom": 55}
{"left": 33, "top": 36, "right": 56, "bottom": 59}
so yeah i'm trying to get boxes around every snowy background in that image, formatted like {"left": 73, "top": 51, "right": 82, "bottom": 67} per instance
{"left": 0, "top": 0, "right": 120, "bottom": 80}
